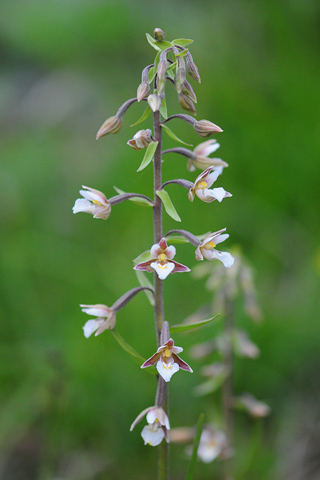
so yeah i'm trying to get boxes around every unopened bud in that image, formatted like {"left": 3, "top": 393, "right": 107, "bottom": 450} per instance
{"left": 127, "top": 129, "right": 152, "bottom": 150}
{"left": 194, "top": 119, "right": 223, "bottom": 137}
{"left": 186, "top": 51, "right": 201, "bottom": 83}
{"left": 148, "top": 94, "right": 161, "bottom": 113}
{"left": 137, "top": 82, "right": 151, "bottom": 102}
{"left": 96, "top": 115, "right": 122, "bottom": 139}
{"left": 154, "top": 28, "right": 166, "bottom": 41}
{"left": 174, "top": 59, "right": 186, "bottom": 93}
{"left": 182, "top": 80, "right": 197, "bottom": 103}
{"left": 178, "top": 93, "right": 196, "bottom": 115}
{"left": 157, "top": 59, "right": 169, "bottom": 94}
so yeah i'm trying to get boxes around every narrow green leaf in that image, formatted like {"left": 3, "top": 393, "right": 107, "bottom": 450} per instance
{"left": 156, "top": 189, "right": 181, "bottom": 222}
{"left": 175, "top": 49, "right": 189, "bottom": 58}
{"left": 130, "top": 106, "right": 151, "bottom": 127}
{"left": 135, "top": 271, "right": 154, "bottom": 306}
{"left": 167, "top": 233, "right": 209, "bottom": 245}
{"left": 170, "top": 315, "right": 219, "bottom": 333}
{"left": 133, "top": 250, "right": 152, "bottom": 265}
{"left": 111, "top": 329, "right": 145, "bottom": 364}
{"left": 172, "top": 38, "right": 194, "bottom": 48}
{"left": 160, "top": 98, "right": 168, "bottom": 119}
{"left": 137, "top": 141, "right": 158, "bottom": 172}
{"left": 111, "top": 330, "right": 157, "bottom": 375}
{"left": 113, "top": 187, "right": 153, "bottom": 207}
{"left": 161, "top": 124, "right": 193, "bottom": 146}
{"left": 146, "top": 33, "right": 172, "bottom": 51}
{"left": 186, "top": 413, "right": 205, "bottom": 480}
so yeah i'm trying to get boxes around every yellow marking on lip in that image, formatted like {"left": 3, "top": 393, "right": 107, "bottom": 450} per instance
{"left": 204, "top": 240, "right": 216, "bottom": 250}
{"left": 199, "top": 181, "right": 207, "bottom": 189}
{"left": 164, "top": 349, "right": 171, "bottom": 358}
{"left": 93, "top": 199, "right": 103, "bottom": 206}
{"left": 159, "top": 253, "right": 167, "bottom": 262}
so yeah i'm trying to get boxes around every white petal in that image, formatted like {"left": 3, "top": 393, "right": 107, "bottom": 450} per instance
{"left": 151, "top": 261, "right": 175, "bottom": 280}
{"left": 141, "top": 425, "right": 165, "bottom": 446}
{"left": 79, "top": 189, "right": 106, "bottom": 205}
{"left": 72, "top": 198, "right": 96, "bottom": 215}
{"left": 150, "top": 243, "right": 160, "bottom": 258}
{"left": 165, "top": 245, "right": 176, "bottom": 260}
{"left": 156, "top": 360, "right": 179, "bottom": 382}
{"left": 205, "top": 187, "right": 230, "bottom": 203}
{"left": 212, "top": 250, "right": 235, "bottom": 268}
{"left": 213, "top": 233, "right": 229, "bottom": 245}
{"left": 205, "top": 167, "right": 223, "bottom": 187}
{"left": 82, "top": 319, "right": 102, "bottom": 338}
{"left": 81, "top": 307, "right": 110, "bottom": 317}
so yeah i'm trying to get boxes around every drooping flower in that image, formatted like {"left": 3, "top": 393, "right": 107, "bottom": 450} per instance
{"left": 80, "top": 304, "right": 116, "bottom": 337}
{"left": 188, "top": 166, "right": 232, "bottom": 203}
{"left": 141, "top": 338, "right": 193, "bottom": 382}
{"left": 127, "top": 129, "right": 152, "bottom": 150}
{"left": 130, "top": 406, "right": 170, "bottom": 446}
{"left": 73, "top": 186, "right": 111, "bottom": 220}
{"left": 187, "top": 139, "right": 228, "bottom": 172}
{"left": 134, "top": 238, "right": 190, "bottom": 280}
{"left": 195, "top": 229, "right": 234, "bottom": 268}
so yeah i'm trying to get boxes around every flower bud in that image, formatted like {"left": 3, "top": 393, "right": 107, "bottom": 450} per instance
{"left": 148, "top": 94, "right": 161, "bottom": 113}
{"left": 174, "top": 58, "right": 186, "bottom": 93}
{"left": 96, "top": 115, "right": 122, "bottom": 139}
{"left": 157, "top": 59, "right": 169, "bottom": 94}
{"left": 182, "top": 80, "right": 197, "bottom": 103}
{"left": 154, "top": 28, "right": 166, "bottom": 41}
{"left": 127, "top": 129, "right": 152, "bottom": 150}
{"left": 186, "top": 51, "right": 201, "bottom": 83}
{"left": 178, "top": 93, "right": 196, "bottom": 115}
{"left": 137, "top": 82, "right": 151, "bottom": 102}
{"left": 194, "top": 120, "right": 223, "bottom": 137}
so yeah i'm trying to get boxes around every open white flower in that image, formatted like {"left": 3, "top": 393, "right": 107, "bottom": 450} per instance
{"left": 195, "top": 229, "right": 234, "bottom": 268}
{"left": 188, "top": 166, "right": 232, "bottom": 203}
{"left": 73, "top": 186, "right": 111, "bottom": 220}
{"left": 130, "top": 406, "right": 170, "bottom": 447}
{"left": 141, "top": 338, "right": 193, "bottom": 382}
{"left": 134, "top": 238, "right": 190, "bottom": 280}
{"left": 80, "top": 304, "right": 116, "bottom": 337}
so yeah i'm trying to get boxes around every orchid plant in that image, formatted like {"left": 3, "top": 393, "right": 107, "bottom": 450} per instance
{"left": 73, "top": 28, "right": 235, "bottom": 480}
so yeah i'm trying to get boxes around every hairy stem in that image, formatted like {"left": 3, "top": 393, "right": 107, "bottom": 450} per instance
{"left": 153, "top": 109, "right": 169, "bottom": 480}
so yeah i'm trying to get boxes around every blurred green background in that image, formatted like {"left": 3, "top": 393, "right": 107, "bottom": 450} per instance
{"left": 1, "top": 0, "right": 320, "bottom": 479}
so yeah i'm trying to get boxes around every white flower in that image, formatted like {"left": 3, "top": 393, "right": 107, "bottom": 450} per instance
{"left": 197, "top": 428, "right": 228, "bottom": 463}
{"left": 195, "top": 229, "right": 234, "bottom": 268}
{"left": 134, "top": 238, "right": 190, "bottom": 280}
{"left": 73, "top": 186, "right": 111, "bottom": 220}
{"left": 127, "top": 129, "right": 152, "bottom": 150}
{"left": 188, "top": 166, "right": 232, "bottom": 203}
{"left": 130, "top": 406, "right": 170, "bottom": 447}
{"left": 80, "top": 304, "right": 116, "bottom": 337}
{"left": 141, "top": 338, "right": 193, "bottom": 382}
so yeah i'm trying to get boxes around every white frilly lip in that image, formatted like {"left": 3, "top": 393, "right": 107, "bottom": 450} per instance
{"left": 156, "top": 359, "right": 179, "bottom": 382}
{"left": 141, "top": 424, "right": 165, "bottom": 446}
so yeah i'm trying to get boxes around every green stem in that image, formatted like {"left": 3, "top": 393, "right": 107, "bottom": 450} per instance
{"left": 153, "top": 109, "right": 169, "bottom": 480}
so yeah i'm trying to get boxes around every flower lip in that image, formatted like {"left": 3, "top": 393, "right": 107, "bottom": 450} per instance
{"left": 188, "top": 166, "right": 232, "bottom": 203}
